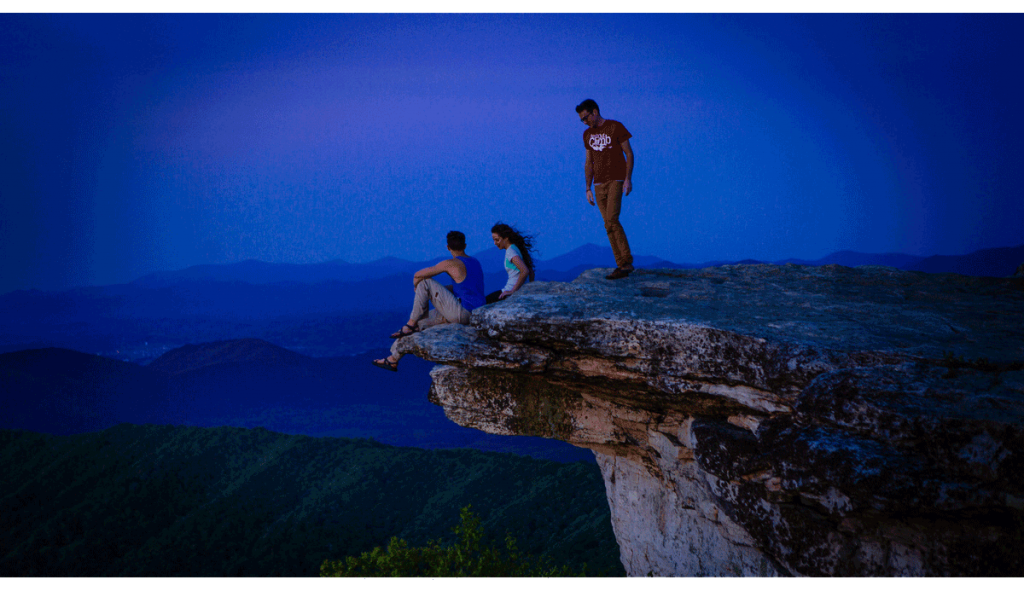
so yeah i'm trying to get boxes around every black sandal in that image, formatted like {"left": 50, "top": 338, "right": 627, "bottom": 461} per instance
{"left": 372, "top": 356, "right": 398, "bottom": 372}
{"left": 389, "top": 324, "right": 417, "bottom": 339}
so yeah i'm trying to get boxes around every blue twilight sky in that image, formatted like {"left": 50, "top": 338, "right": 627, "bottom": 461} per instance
{"left": 2, "top": 13, "right": 1023, "bottom": 294}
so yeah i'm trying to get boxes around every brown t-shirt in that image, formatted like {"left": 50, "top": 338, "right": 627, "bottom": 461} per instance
{"left": 583, "top": 119, "right": 632, "bottom": 184}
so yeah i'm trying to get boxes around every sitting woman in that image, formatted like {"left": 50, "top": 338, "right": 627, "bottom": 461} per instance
{"left": 372, "top": 230, "right": 485, "bottom": 372}
{"left": 486, "top": 222, "right": 536, "bottom": 304}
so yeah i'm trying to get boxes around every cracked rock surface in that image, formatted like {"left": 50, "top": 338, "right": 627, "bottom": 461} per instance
{"left": 396, "top": 264, "right": 1024, "bottom": 576}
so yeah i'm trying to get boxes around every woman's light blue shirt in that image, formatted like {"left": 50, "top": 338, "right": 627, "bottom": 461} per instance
{"left": 502, "top": 244, "right": 523, "bottom": 292}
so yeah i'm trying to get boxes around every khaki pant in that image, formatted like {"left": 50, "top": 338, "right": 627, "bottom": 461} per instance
{"left": 391, "top": 278, "right": 471, "bottom": 361}
{"left": 595, "top": 180, "right": 633, "bottom": 269}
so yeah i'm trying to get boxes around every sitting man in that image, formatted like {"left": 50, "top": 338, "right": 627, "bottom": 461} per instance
{"left": 372, "top": 230, "right": 485, "bottom": 372}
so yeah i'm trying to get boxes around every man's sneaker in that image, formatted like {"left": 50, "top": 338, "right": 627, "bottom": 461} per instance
{"left": 605, "top": 267, "right": 632, "bottom": 280}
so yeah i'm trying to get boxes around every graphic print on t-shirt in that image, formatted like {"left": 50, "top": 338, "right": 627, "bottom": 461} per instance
{"left": 588, "top": 133, "right": 612, "bottom": 151}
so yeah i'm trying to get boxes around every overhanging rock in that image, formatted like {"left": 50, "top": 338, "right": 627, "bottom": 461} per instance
{"left": 395, "top": 264, "right": 1024, "bottom": 576}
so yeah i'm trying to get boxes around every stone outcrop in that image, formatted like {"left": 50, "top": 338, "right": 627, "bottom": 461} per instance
{"left": 395, "top": 264, "right": 1024, "bottom": 576}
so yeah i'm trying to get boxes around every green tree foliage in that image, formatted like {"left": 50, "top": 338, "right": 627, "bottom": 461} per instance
{"left": 321, "top": 505, "right": 582, "bottom": 577}
{"left": 0, "top": 424, "right": 625, "bottom": 576}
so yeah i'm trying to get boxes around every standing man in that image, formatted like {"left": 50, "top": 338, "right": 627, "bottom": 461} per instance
{"left": 577, "top": 98, "right": 634, "bottom": 280}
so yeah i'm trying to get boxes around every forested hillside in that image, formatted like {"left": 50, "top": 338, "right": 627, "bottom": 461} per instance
{"left": 0, "top": 424, "right": 623, "bottom": 576}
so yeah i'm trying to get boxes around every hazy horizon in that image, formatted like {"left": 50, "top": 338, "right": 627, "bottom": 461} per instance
{"left": 6, "top": 239, "right": 1023, "bottom": 295}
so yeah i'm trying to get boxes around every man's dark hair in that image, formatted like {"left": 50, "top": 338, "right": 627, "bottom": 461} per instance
{"left": 447, "top": 230, "right": 467, "bottom": 251}
{"left": 576, "top": 99, "right": 599, "bottom": 113}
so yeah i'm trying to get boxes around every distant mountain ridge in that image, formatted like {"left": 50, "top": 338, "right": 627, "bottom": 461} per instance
{"left": 0, "top": 341, "right": 593, "bottom": 462}
{"left": 1, "top": 243, "right": 1021, "bottom": 362}
{"left": 779, "top": 250, "right": 925, "bottom": 269}
{"left": 127, "top": 243, "right": 1024, "bottom": 288}
{"left": 148, "top": 338, "right": 313, "bottom": 375}
{"left": 906, "top": 245, "right": 1024, "bottom": 277}
{"left": 133, "top": 256, "right": 439, "bottom": 287}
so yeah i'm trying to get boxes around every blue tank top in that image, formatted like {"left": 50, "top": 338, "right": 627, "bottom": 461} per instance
{"left": 453, "top": 256, "right": 485, "bottom": 312}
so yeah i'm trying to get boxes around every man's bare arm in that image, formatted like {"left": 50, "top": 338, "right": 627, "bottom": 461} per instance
{"left": 621, "top": 138, "right": 634, "bottom": 196}
{"left": 413, "top": 259, "right": 465, "bottom": 287}
{"left": 412, "top": 261, "right": 447, "bottom": 288}
{"left": 500, "top": 255, "right": 531, "bottom": 298}
{"left": 585, "top": 150, "right": 595, "bottom": 205}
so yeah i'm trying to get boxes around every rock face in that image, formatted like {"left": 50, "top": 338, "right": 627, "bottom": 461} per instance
{"left": 395, "top": 264, "right": 1024, "bottom": 576}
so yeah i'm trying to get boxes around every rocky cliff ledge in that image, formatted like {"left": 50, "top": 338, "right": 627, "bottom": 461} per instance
{"left": 394, "top": 264, "right": 1024, "bottom": 576}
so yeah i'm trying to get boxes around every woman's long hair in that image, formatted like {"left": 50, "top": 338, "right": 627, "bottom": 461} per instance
{"left": 491, "top": 222, "right": 536, "bottom": 281}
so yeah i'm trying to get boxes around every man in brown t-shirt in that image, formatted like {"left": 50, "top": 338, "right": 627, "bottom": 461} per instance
{"left": 576, "top": 99, "right": 635, "bottom": 280}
